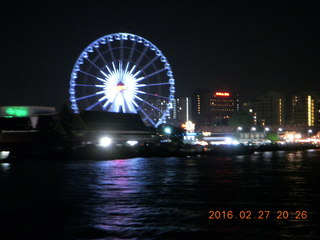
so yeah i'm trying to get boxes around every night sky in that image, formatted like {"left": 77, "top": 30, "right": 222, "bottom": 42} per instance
{"left": 1, "top": 0, "right": 319, "bottom": 109}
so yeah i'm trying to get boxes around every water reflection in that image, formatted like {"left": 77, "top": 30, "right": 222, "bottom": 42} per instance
{"left": 1, "top": 152, "right": 319, "bottom": 239}
{"left": 286, "top": 151, "right": 303, "bottom": 162}
{"left": 0, "top": 162, "right": 11, "bottom": 171}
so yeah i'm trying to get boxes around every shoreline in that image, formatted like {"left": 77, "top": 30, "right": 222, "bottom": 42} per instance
{"left": 2, "top": 142, "right": 320, "bottom": 161}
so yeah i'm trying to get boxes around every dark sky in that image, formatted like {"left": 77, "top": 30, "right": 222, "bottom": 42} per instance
{"left": 1, "top": 0, "right": 319, "bottom": 108}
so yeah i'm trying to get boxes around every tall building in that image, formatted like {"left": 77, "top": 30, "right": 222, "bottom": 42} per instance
{"left": 316, "top": 96, "right": 320, "bottom": 126}
{"left": 193, "top": 89, "right": 239, "bottom": 126}
{"left": 246, "top": 91, "right": 320, "bottom": 129}
{"left": 251, "top": 91, "right": 284, "bottom": 127}
{"left": 291, "top": 92, "right": 319, "bottom": 127}
{"left": 170, "top": 97, "right": 192, "bottom": 126}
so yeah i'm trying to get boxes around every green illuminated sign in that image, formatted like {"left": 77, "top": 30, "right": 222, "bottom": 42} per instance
{"left": 5, "top": 107, "right": 29, "bottom": 117}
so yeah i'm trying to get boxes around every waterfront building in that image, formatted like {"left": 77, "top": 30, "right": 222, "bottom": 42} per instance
{"left": 290, "top": 92, "right": 319, "bottom": 127}
{"left": 192, "top": 89, "right": 240, "bottom": 127}
{"left": 79, "top": 111, "right": 158, "bottom": 145}
{"left": 175, "top": 97, "right": 192, "bottom": 122}
{"left": 251, "top": 91, "right": 285, "bottom": 127}
{"left": 242, "top": 91, "right": 320, "bottom": 131}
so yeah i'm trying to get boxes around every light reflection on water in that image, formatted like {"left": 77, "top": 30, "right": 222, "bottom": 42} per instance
{"left": 0, "top": 150, "right": 320, "bottom": 239}
{"left": 0, "top": 162, "right": 11, "bottom": 171}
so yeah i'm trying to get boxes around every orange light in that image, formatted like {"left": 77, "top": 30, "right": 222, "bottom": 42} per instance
{"left": 181, "top": 123, "right": 187, "bottom": 129}
{"left": 215, "top": 92, "right": 230, "bottom": 97}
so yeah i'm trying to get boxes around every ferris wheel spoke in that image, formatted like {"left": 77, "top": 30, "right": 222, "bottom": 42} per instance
{"left": 78, "top": 70, "right": 106, "bottom": 83}
{"left": 137, "top": 82, "right": 170, "bottom": 87}
{"left": 139, "top": 92, "right": 170, "bottom": 100}
{"left": 107, "top": 41, "right": 115, "bottom": 62}
{"left": 128, "top": 65, "right": 137, "bottom": 75}
{"left": 102, "top": 92, "right": 119, "bottom": 110}
{"left": 124, "top": 62, "right": 130, "bottom": 74}
{"left": 139, "top": 55, "right": 160, "bottom": 73}
{"left": 136, "top": 68, "right": 167, "bottom": 82}
{"left": 85, "top": 57, "right": 104, "bottom": 72}
{"left": 98, "top": 95, "right": 108, "bottom": 103}
{"left": 76, "top": 84, "right": 102, "bottom": 87}
{"left": 137, "top": 107, "right": 156, "bottom": 126}
{"left": 95, "top": 47, "right": 108, "bottom": 65}
{"left": 122, "top": 93, "right": 138, "bottom": 113}
{"left": 128, "top": 41, "right": 136, "bottom": 63}
{"left": 102, "top": 98, "right": 113, "bottom": 110}
{"left": 85, "top": 100, "right": 102, "bottom": 111}
{"left": 135, "top": 45, "right": 149, "bottom": 68}
{"left": 75, "top": 91, "right": 104, "bottom": 101}
{"left": 120, "top": 39, "right": 123, "bottom": 60}
{"left": 136, "top": 97, "right": 164, "bottom": 114}
{"left": 100, "top": 64, "right": 114, "bottom": 77}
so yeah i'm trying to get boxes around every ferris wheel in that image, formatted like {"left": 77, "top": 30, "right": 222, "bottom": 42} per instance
{"left": 69, "top": 32, "right": 175, "bottom": 128}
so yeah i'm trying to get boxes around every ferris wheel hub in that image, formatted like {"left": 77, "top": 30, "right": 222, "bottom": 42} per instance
{"left": 116, "top": 82, "right": 126, "bottom": 92}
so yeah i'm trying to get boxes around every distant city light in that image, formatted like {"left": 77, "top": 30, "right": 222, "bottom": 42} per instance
{"left": 127, "top": 140, "right": 138, "bottom": 146}
{"left": 202, "top": 131, "right": 211, "bottom": 136}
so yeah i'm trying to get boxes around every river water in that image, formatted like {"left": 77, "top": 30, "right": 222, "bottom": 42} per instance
{"left": 0, "top": 149, "right": 319, "bottom": 239}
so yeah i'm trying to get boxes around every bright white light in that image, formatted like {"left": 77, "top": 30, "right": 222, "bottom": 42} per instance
{"left": 127, "top": 140, "right": 138, "bottom": 146}
{"left": 287, "top": 134, "right": 294, "bottom": 141}
{"left": 97, "top": 61, "right": 141, "bottom": 113}
{"left": 0, "top": 151, "right": 10, "bottom": 160}
{"left": 224, "top": 137, "right": 239, "bottom": 145}
{"left": 237, "top": 126, "right": 243, "bottom": 131}
{"left": 295, "top": 134, "right": 302, "bottom": 139}
{"left": 199, "top": 141, "right": 208, "bottom": 146}
{"left": 308, "top": 129, "right": 313, "bottom": 133}
{"left": 278, "top": 128, "right": 283, "bottom": 132}
{"left": 164, "top": 127, "right": 172, "bottom": 134}
{"left": 232, "top": 140, "right": 240, "bottom": 145}
{"left": 265, "top": 127, "right": 270, "bottom": 131}
{"left": 99, "top": 137, "right": 112, "bottom": 147}
{"left": 251, "top": 127, "right": 256, "bottom": 131}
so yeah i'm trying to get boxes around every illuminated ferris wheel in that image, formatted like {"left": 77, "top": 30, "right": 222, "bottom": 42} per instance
{"left": 69, "top": 33, "right": 175, "bottom": 128}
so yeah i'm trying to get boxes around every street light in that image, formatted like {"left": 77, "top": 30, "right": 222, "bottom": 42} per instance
{"left": 251, "top": 127, "right": 256, "bottom": 132}
{"left": 237, "top": 126, "right": 243, "bottom": 132}
{"left": 308, "top": 129, "right": 313, "bottom": 138}
{"left": 265, "top": 127, "right": 270, "bottom": 132}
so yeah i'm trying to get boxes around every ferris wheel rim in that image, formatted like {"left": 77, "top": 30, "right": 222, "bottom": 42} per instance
{"left": 69, "top": 32, "right": 175, "bottom": 128}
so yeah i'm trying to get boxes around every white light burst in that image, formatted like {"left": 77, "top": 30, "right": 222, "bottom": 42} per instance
{"left": 95, "top": 61, "right": 145, "bottom": 113}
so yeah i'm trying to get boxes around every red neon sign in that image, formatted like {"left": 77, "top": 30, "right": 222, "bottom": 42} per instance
{"left": 215, "top": 92, "right": 230, "bottom": 97}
